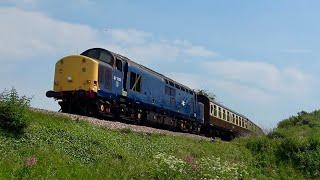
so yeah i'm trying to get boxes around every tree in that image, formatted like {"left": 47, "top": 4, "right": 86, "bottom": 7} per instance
{"left": 196, "top": 89, "right": 216, "bottom": 101}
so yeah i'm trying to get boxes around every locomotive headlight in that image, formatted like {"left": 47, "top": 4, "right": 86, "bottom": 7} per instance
{"left": 67, "top": 76, "right": 72, "bottom": 82}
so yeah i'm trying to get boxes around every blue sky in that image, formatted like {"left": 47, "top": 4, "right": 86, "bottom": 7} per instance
{"left": 0, "top": 0, "right": 319, "bottom": 129}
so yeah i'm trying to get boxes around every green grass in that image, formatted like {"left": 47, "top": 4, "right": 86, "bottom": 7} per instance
{"left": 0, "top": 109, "right": 320, "bottom": 179}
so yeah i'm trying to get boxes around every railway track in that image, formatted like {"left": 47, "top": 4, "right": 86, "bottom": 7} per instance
{"left": 31, "top": 108, "right": 211, "bottom": 141}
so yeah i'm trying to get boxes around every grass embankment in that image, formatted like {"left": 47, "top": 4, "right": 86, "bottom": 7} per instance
{"left": 0, "top": 89, "right": 319, "bottom": 179}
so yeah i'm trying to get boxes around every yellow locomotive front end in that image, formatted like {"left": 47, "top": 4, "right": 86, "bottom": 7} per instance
{"left": 53, "top": 55, "right": 99, "bottom": 92}
{"left": 46, "top": 55, "right": 100, "bottom": 113}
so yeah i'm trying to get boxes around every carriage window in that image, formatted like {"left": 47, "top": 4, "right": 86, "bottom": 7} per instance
{"left": 130, "top": 72, "right": 141, "bottom": 92}
{"left": 214, "top": 105, "right": 217, "bottom": 117}
{"left": 169, "top": 81, "right": 174, "bottom": 86}
{"left": 116, "top": 59, "right": 122, "bottom": 71}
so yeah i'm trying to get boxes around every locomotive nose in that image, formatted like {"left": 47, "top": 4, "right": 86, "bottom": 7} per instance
{"left": 53, "top": 55, "right": 99, "bottom": 92}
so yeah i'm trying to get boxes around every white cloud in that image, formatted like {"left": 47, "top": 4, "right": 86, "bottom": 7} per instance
{"left": 0, "top": 7, "right": 100, "bottom": 60}
{"left": 202, "top": 60, "right": 312, "bottom": 97}
{"left": 0, "top": 7, "right": 216, "bottom": 64}
{"left": 164, "top": 61, "right": 316, "bottom": 129}
{"left": 102, "top": 29, "right": 217, "bottom": 64}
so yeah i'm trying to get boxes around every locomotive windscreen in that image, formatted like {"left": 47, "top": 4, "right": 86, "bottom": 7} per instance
{"left": 81, "top": 48, "right": 114, "bottom": 65}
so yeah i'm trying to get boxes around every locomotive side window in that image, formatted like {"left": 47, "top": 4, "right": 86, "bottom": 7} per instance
{"left": 170, "top": 88, "right": 176, "bottom": 96}
{"left": 130, "top": 72, "right": 141, "bottom": 92}
{"left": 116, "top": 59, "right": 122, "bottom": 71}
{"left": 165, "top": 86, "right": 170, "bottom": 95}
{"left": 165, "top": 86, "right": 176, "bottom": 97}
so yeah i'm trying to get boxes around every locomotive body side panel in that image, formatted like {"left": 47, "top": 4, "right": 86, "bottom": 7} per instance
{"left": 125, "top": 62, "right": 198, "bottom": 121}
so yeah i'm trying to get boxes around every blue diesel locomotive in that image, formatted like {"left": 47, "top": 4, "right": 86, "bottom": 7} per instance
{"left": 46, "top": 48, "right": 263, "bottom": 139}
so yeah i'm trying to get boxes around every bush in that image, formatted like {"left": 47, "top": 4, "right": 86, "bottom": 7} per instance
{"left": 276, "top": 137, "right": 320, "bottom": 177}
{"left": 0, "top": 88, "right": 31, "bottom": 134}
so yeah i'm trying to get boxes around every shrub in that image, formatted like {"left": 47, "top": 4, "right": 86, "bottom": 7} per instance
{"left": 276, "top": 137, "right": 320, "bottom": 177}
{"left": 0, "top": 88, "right": 31, "bottom": 134}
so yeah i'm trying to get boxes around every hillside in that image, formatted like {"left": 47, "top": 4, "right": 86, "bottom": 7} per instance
{"left": 0, "top": 90, "right": 319, "bottom": 179}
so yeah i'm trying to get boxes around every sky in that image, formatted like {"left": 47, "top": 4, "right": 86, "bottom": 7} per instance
{"left": 0, "top": 0, "right": 319, "bottom": 129}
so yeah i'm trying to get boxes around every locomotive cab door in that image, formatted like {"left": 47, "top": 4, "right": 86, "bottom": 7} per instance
{"left": 113, "top": 58, "right": 125, "bottom": 97}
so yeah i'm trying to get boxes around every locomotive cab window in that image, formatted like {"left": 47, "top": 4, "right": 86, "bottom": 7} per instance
{"left": 116, "top": 59, "right": 122, "bottom": 71}
{"left": 130, "top": 72, "right": 142, "bottom": 92}
{"left": 81, "top": 48, "right": 114, "bottom": 65}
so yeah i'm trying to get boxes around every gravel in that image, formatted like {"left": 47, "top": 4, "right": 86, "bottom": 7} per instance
{"left": 31, "top": 108, "right": 210, "bottom": 141}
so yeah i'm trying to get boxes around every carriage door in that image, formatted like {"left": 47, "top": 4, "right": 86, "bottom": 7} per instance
{"left": 113, "top": 58, "right": 124, "bottom": 96}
